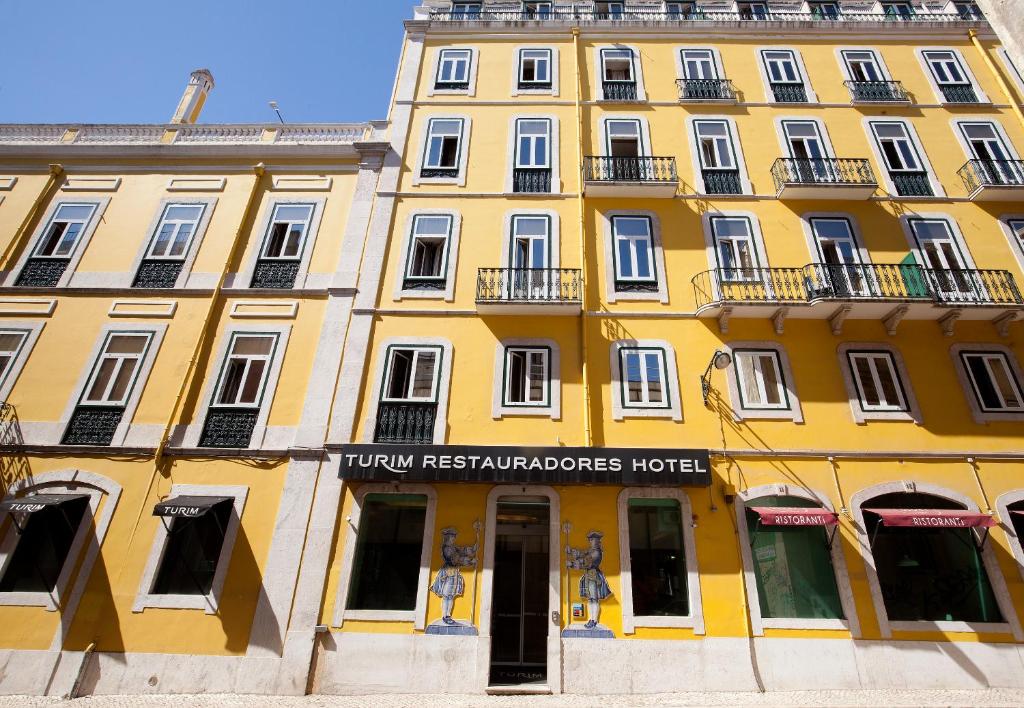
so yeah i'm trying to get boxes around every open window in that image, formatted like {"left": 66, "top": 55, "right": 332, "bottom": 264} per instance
{"left": 881, "top": 1, "right": 915, "bottom": 18}
{"left": 694, "top": 120, "right": 741, "bottom": 194}
{"left": 251, "top": 203, "right": 314, "bottom": 289}
{"left": 375, "top": 346, "right": 443, "bottom": 444}
{"left": 420, "top": 118, "right": 467, "bottom": 182}
{"left": 738, "top": 2, "right": 770, "bottom": 19}
{"left": 518, "top": 49, "right": 552, "bottom": 90}
{"left": 503, "top": 346, "right": 550, "bottom": 407}
{"left": 711, "top": 215, "right": 762, "bottom": 283}
{"left": 402, "top": 214, "right": 453, "bottom": 293}
{"left": 956, "top": 121, "right": 1022, "bottom": 187}
{"left": 807, "top": 217, "right": 867, "bottom": 298}
{"left": 722, "top": 341, "right": 803, "bottom": 421}
{"left": 435, "top": 49, "right": 472, "bottom": 91}
{"left": 600, "top": 48, "right": 639, "bottom": 101}
{"left": 809, "top": 1, "right": 841, "bottom": 18}
{"left": 0, "top": 329, "right": 32, "bottom": 394}
{"left": 133, "top": 202, "right": 208, "bottom": 289}
{"left": 922, "top": 49, "right": 981, "bottom": 104}
{"left": 199, "top": 333, "right": 280, "bottom": 448}
{"left": 959, "top": 350, "right": 1024, "bottom": 414}
{"left": 15, "top": 202, "right": 100, "bottom": 288}
{"left": 868, "top": 121, "right": 934, "bottom": 197}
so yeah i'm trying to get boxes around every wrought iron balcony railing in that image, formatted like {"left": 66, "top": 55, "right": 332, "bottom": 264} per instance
{"left": 434, "top": 80, "right": 470, "bottom": 91}
{"left": 584, "top": 156, "right": 677, "bottom": 183}
{"left": 402, "top": 276, "right": 447, "bottom": 292}
{"left": 518, "top": 80, "right": 552, "bottom": 90}
{"left": 677, "top": 78, "right": 737, "bottom": 101}
{"left": 940, "top": 84, "right": 979, "bottom": 103}
{"left": 251, "top": 260, "right": 300, "bottom": 289}
{"left": 61, "top": 406, "right": 124, "bottom": 446}
{"left": 770, "top": 83, "right": 808, "bottom": 103}
{"left": 602, "top": 81, "right": 638, "bottom": 101}
{"left": 200, "top": 408, "right": 259, "bottom": 448}
{"left": 845, "top": 80, "right": 909, "bottom": 103}
{"left": 513, "top": 167, "right": 552, "bottom": 193}
{"left": 374, "top": 402, "right": 437, "bottom": 445}
{"left": 692, "top": 268, "right": 809, "bottom": 308}
{"left": 957, "top": 159, "right": 1024, "bottom": 193}
{"left": 15, "top": 258, "right": 69, "bottom": 288}
{"left": 420, "top": 166, "right": 459, "bottom": 179}
{"left": 427, "top": 8, "right": 980, "bottom": 24}
{"left": 702, "top": 169, "right": 743, "bottom": 195}
{"left": 924, "top": 269, "right": 1022, "bottom": 306}
{"left": 890, "top": 172, "right": 933, "bottom": 197}
{"left": 803, "top": 263, "right": 932, "bottom": 301}
{"left": 133, "top": 260, "right": 184, "bottom": 289}
{"left": 771, "top": 158, "right": 877, "bottom": 191}
{"left": 476, "top": 268, "right": 582, "bottom": 303}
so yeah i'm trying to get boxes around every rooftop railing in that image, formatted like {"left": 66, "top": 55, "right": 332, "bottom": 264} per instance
{"left": 0, "top": 123, "right": 371, "bottom": 147}
{"left": 428, "top": 8, "right": 980, "bottom": 24}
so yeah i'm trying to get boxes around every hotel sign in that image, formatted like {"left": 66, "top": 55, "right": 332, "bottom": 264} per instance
{"left": 337, "top": 444, "right": 712, "bottom": 486}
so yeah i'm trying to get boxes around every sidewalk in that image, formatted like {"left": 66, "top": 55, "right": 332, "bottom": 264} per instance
{"left": 3, "top": 690, "right": 1024, "bottom": 707}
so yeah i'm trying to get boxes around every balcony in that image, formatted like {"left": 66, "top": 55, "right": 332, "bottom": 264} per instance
{"left": 601, "top": 81, "right": 638, "bottom": 102}
{"left": 702, "top": 170, "right": 743, "bottom": 195}
{"left": 513, "top": 167, "right": 552, "bottom": 193}
{"left": 770, "top": 83, "right": 808, "bottom": 103}
{"left": 804, "top": 263, "right": 933, "bottom": 304}
{"left": 940, "top": 84, "right": 979, "bottom": 104}
{"left": 61, "top": 406, "right": 124, "bottom": 446}
{"left": 15, "top": 258, "right": 69, "bottom": 288}
{"left": 845, "top": 80, "right": 910, "bottom": 104}
{"left": 771, "top": 158, "right": 878, "bottom": 200}
{"left": 583, "top": 156, "right": 678, "bottom": 197}
{"left": 251, "top": 260, "right": 299, "bottom": 289}
{"left": 957, "top": 160, "right": 1024, "bottom": 201}
{"left": 924, "top": 269, "right": 1022, "bottom": 307}
{"left": 374, "top": 402, "right": 437, "bottom": 445}
{"left": 890, "top": 172, "right": 933, "bottom": 197}
{"left": 476, "top": 267, "right": 582, "bottom": 315}
{"left": 200, "top": 408, "right": 258, "bottom": 448}
{"left": 133, "top": 260, "right": 183, "bottom": 289}
{"left": 676, "top": 79, "right": 737, "bottom": 103}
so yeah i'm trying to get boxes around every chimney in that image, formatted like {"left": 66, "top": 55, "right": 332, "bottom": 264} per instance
{"left": 170, "top": 69, "right": 215, "bottom": 125}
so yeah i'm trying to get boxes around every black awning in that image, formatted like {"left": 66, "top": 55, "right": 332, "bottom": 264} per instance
{"left": 0, "top": 494, "right": 90, "bottom": 515}
{"left": 153, "top": 496, "right": 232, "bottom": 519}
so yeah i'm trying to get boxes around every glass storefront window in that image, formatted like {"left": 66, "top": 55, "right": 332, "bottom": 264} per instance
{"left": 745, "top": 495, "right": 844, "bottom": 620}
{"left": 347, "top": 493, "right": 427, "bottom": 611}
{"left": 627, "top": 498, "right": 688, "bottom": 617}
{"left": 866, "top": 492, "right": 1002, "bottom": 623}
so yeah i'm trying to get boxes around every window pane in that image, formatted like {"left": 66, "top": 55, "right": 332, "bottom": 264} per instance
{"left": 152, "top": 502, "right": 231, "bottom": 595}
{"left": 55, "top": 223, "right": 83, "bottom": 256}
{"left": 855, "top": 356, "right": 881, "bottom": 406}
{"left": 386, "top": 351, "right": 413, "bottom": 399}
{"left": 528, "top": 352, "right": 546, "bottom": 402}
{"left": 347, "top": 495, "right": 427, "bottom": 611}
{"left": 507, "top": 350, "right": 525, "bottom": 403}
{"left": 152, "top": 223, "right": 176, "bottom": 257}
{"left": 414, "top": 216, "right": 451, "bottom": 236}
{"left": 238, "top": 359, "right": 266, "bottom": 404}
{"left": 0, "top": 332, "right": 27, "bottom": 354}
{"left": 165, "top": 205, "right": 203, "bottom": 222}
{"left": 628, "top": 499, "right": 688, "bottom": 617}
{"left": 217, "top": 359, "right": 246, "bottom": 405}
{"left": 624, "top": 351, "right": 643, "bottom": 403}
{"left": 644, "top": 352, "right": 663, "bottom": 403}
{"left": 231, "top": 336, "right": 274, "bottom": 357}
{"left": 107, "top": 358, "right": 140, "bottom": 402}
{"left": 759, "top": 354, "right": 781, "bottom": 405}
{"left": 106, "top": 335, "right": 147, "bottom": 354}
{"left": 0, "top": 497, "right": 89, "bottom": 593}
{"left": 412, "top": 351, "right": 437, "bottom": 398}
{"left": 169, "top": 223, "right": 193, "bottom": 257}
{"left": 966, "top": 355, "right": 1004, "bottom": 410}
{"left": 85, "top": 359, "right": 117, "bottom": 402}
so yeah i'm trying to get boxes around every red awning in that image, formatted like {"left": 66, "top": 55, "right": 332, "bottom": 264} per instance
{"left": 865, "top": 508, "right": 996, "bottom": 529}
{"left": 750, "top": 507, "right": 838, "bottom": 527}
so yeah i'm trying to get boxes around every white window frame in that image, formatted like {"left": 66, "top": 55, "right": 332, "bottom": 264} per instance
{"left": 601, "top": 115, "right": 650, "bottom": 158}
{"left": 998, "top": 214, "right": 1024, "bottom": 277}
{"left": 332, "top": 483, "right": 437, "bottom": 629}
{"left": 733, "top": 349, "right": 790, "bottom": 410}
{"left": 128, "top": 197, "right": 217, "bottom": 289}
{"left": 0, "top": 320, "right": 45, "bottom": 401}
{"left": 362, "top": 337, "right": 453, "bottom": 444}
{"left": 686, "top": 115, "right": 752, "bottom": 195}
{"left": 950, "top": 343, "right": 1024, "bottom": 422}
{"left": 594, "top": 45, "right": 647, "bottom": 101}
{"left": 380, "top": 345, "right": 443, "bottom": 403}
{"left": 257, "top": 203, "right": 315, "bottom": 261}
{"left": 702, "top": 211, "right": 770, "bottom": 291}
{"left": 394, "top": 210, "right": 461, "bottom": 302}
{"left": 132, "top": 484, "right": 248, "bottom": 613}
{"left": 617, "top": 487, "right": 705, "bottom": 635}
{"left": 996, "top": 48, "right": 1024, "bottom": 103}
{"left": 7, "top": 197, "right": 110, "bottom": 288}
{"left": 602, "top": 210, "right": 668, "bottom": 303}
{"left": 674, "top": 46, "right": 726, "bottom": 82}
{"left": 757, "top": 47, "right": 817, "bottom": 103}
{"left": 499, "top": 209, "right": 561, "bottom": 269}
{"left": 504, "top": 115, "right": 561, "bottom": 194}
{"left": 736, "top": 484, "right": 860, "bottom": 635}
{"left": 235, "top": 197, "right": 326, "bottom": 290}
{"left": 512, "top": 46, "right": 559, "bottom": 97}
{"left": 414, "top": 116, "right": 472, "bottom": 187}
{"left": 492, "top": 338, "right": 560, "bottom": 419}
{"left": 77, "top": 331, "right": 155, "bottom": 407}
{"left": 916, "top": 47, "right": 990, "bottom": 104}
{"left": 951, "top": 119, "right": 1021, "bottom": 165}
{"left": 864, "top": 118, "right": 945, "bottom": 197}
{"left": 142, "top": 202, "right": 207, "bottom": 260}
{"left": 209, "top": 333, "right": 280, "bottom": 409}
{"left": 798, "top": 211, "right": 871, "bottom": 268}
{"left": 775, "top": 116, "right": 836, "bottom": 160}
{"left": 721, "top": 341, "right": 804, "bottom": 422}
{"left": 838, "top": 343, "right": 922, "bottom": 424}
{"left": 610, "top": 339, "right": 682, "bottom": 421}
{"left": 836, "top": 47, "right": 894, "bottom": 85}
{"left": 898, "top": 212, "right": 977, "bottom": 273}
{"left": 428, "top": 47, "right": 479, "bottom": 97}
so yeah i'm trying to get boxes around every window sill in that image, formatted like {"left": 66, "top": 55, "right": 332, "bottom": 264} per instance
{"left": 761, "top": 618, "right": 850, "bottom": 631}
{"left": 732, "top": 409, "right": 803, "bottom": 423}
{"left": 614, "top": 407, "right": 681, "bottom": 422}
{"left": 494, "top": 405, "right": 558, "bottom": 420}
{"left": 852, "top": 409, "right": 921, "bottom": 424}
{"left": 0, "top": 592, "right": 60, "bottom": 611}
{"left": 623, "top": 614, "right": 702, "bottom": 634}
{"left": 340, "top": 609, "right": 416, "bottom": 625}
{"left": 132, "top": 592, "right": 218, "bottom": 614}
{"left": 889, "top": 620, "right": 1012, "bottom": 635}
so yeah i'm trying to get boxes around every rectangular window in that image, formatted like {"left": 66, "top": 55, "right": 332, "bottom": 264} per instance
{"left": 213, "top": 334, "right": 278, "bottom": 408}
{"left": 738, "top": 2, "right": 770, "bottom": 19}
{"left": 382, "top": 347, "right": 441, "bottom": 403}
{"left": 620, "top": 347, "right": 669, "bottom": 408}
{"left": 612, "top": 216, "right": 656, "bottom": 285}
{"left": 436, "top": 49, "right": 471, "bottom": 89}
{"left": 842, "top": 50, "right": 884, "bottom": 83}
{"left": 404, "top": 215, "right": 452, "bottom": 286}
{"left": 151, "top": 502, "right": 232, "bottom": 595}
{"left": 519, "top": 49, "right": 552, "bottom": 87}
{"left": 711, "top": 216, "right": 760, "bottom": 281}
{"left": 881, "top": 2, "right": 914, "bottom": 18}
{"left": 961, "top": 352, "right": 1024, "bottom": 412}
{"left": 606, "top": 119, "right": 643, "bottom": 158}
{"left": 515, "top": 119, "right": 551, "bottom": 169}
{"left": 347, "top": 494, "right": 427, "bottom": 612}
{"left": 503, "top": 347, "right": 550, "bottom": 406}
{"left": 847, "top": 351, "right": 908, "bottom": 412}
{"left": 869, "top": 122, "right": 932, "bottom": 195}
{"left": 680, "top": 49, "right": 717, "bottom": 80}
{"left": 923, "top": 51, "right": 968, "bottom": 85}
{"left": 451, "top": 2, "right": 482, "bottom": 19}
{"left": 695, "top": 120, "right": 736, "bottom": 169}
{"left": 0, "top": 330, "right": 29, "bottom": 388}
{"left": 260, "top": 204, "right": 314, "bottom": 260}
{"left": 1008, "top": 219, "right": 1024, "bottom": 255}
{"left": 762, "top": 50, "right": 807, "bottom": 102}
{"left": 628, "top": 498, "right": 688, "bottom": 617}
{"left": 145, "top": 204, "right": 205, "bottom": 259}
{"left": 734, "top": 349, "right": 788, "bottom": 410}
{"left": 596, "top": 2, "right": 625, "bottom": 18}
{"left": 601, "top": 48, "right": 635, "bottom": 82}
{"left": 80, "top": 333, "right": 152, "bottom": 406}
{"left": 523, "top": 1, "right": 552, "bottom": 18}
{"left": 954, "top": 1, "right": 982, "bottom": 19}
{"left": 422, "top": 119, "right": 465, "bottom": 175}
{"left": 0, "top": 497, "right": 89, "bottom": 593}
{"left": 33, "top": 204, "right": 97, "bottom": 258}
{"left": 665, "top": 2, "right": 696, "bottom": 17}
{"left": 809, "top": 2, "right": 841, "bottom": 18}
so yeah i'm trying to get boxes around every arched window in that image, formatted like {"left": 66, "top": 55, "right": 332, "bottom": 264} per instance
{"left": 863, "top": 492, "right": 1001, "bottom": 623}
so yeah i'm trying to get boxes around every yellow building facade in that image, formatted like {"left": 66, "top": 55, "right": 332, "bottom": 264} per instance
{"left": 3, "top": 0, "right": 1024, "bottom": 698}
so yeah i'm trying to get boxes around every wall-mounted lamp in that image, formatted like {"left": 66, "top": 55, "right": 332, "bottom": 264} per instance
{"left": 700, "top": 350, "right": 732, "bottom": 406}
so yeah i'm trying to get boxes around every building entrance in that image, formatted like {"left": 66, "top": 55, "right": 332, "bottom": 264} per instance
{"left": 489, "top": 499, "right": 550, "bottom": 686}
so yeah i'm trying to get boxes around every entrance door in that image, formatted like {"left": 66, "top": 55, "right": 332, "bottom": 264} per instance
{"left": 489, "top": 499, "right": 550, "bottom": 686}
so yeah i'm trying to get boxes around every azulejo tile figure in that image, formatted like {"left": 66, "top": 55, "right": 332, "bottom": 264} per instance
{"left": 562, "top": 530, "right": 614, "bottom": 638}
{"left": 426, "top": 522, "right": 480, "bottom": 636}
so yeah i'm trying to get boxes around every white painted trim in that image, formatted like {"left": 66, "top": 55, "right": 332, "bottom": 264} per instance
{"left": 598, "top": 114, "right": 652, "bottom": 158}
{"left": 898, "top": 211, "right": 977, "bottom": 269}
{"left": 700, "top": 209, "right": 772, "bottom": 295}
{"left": 332, "top": 483, "right": 437, "bottom": 630}
{"left": 594, "top": 44, "right": 647, "bottom": 102}
{"left": 994, "top": 489, "right": 1024, "bottom": 587}
{"left": 601, "top": 210, "right": 668, "bottom": 304}
{"left": 361, "top": 337, "right": 453, "bottom": 445}
{"left": 131, "top": 484, "right": 248, "bottom": 613}
{"left": 0, "top": 319, "right": 45, "bottom": 401}
{"left": 491, "top": 338, "right": 561, "bottom": 420}
{"left": 949, "top": 117, "right": 1022, "bottom": 165}
{"left": 848, "top": 480, "right": 1022, "bottom": 641}
{"left": 126, "top": 196, "right": 217, "bottom": 290}
{"left": 609, "top": 339, "right": 683, "bottom": 421}
{"left": 997, "top": 214, "right": 1024, "bottom": 277}
{"left": 61, "top": 177, "right": 121, "bottom": 192}
{"left": 915, "top": 46, "right": 991, "bottom": 105}
{"left": 673, "top": 45, "right": 727, "bottom": 84}
{"left": 0, "top": 177, "right": 16, "bottom": 191}
{"left": 166, "top": 177, "right": 226, "bottom": 192}
{"left": 834, "top": 46, "right": 896, "bottom": 83}
{"left": 736, "top": 483, "right": 860, "bottom": 637}
{"left": 228, "top": 300, "right": 299, "bottom": 319}
{"left": 393, "top": 210, "right": 461, "bottom": 302}
{"left": 756, "top": 46, "right": 818, "bottom": 104}
{"left": 510, "top": 45, "right": 560, "bottom": 97}
{"left": 7, "top": 196, "right": 111, "bottom": 288}
{"left": 837, "top": 342, "right": 923, "bottom": 424}
{"left": 996, "top": 47, "right": 1024, "bottom": 101}
{"left": 500, "top": 209, "right": 561, "bottom": 268}
{"left": 949, "top": 343, "right": 1024, "bottom": 423}
{"left": 0, "top": 299, "right": 56, "bottom": 316}
{"left": 863, "top": 118, "right": 946, "bottom": 197}
{"left": 426, "top": 47, "right": 479, "bottom": 97}
{"left": 270, "top": 176, "right": 333, "bottom": 191}
{"left": 721, "top": 340, "right": 805, "bottom": 423}
{"left": 107, "top": 300, "right": 178, "bottom": 318}
{"left": 798, "top": 211, "right": 871, "bottom": 265}
{"left": 412, "top": 115, "right": 472, "bottom": 187}
{"left": 685, "top": 115, "right": 753, "bottom": 196}
{"left": 503, "top": 115, "right": 561, "bottom": 195}
{"left": 617, "top": 487, "right": 704, "bottom": 635}
{"left": 772, "top": 115, "right": 837, "bottom": 159}
{"left": 234, "top": 197, "right": 326, "bottom": 290}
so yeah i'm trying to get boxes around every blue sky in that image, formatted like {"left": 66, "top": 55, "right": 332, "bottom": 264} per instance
{"left": 0, "top": 1, "right": 412, "bottom": 125}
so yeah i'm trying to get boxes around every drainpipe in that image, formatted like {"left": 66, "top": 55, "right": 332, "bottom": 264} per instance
{"left": 968, "top": 29, "right": 1024, "bottom": 131}
{"left": 572, "top": 27, "right": 593, "bottom": 449}
{"left": 0, "top": 164, "right": 64, "bottom": 274}
{"left": 66, "top": 641, "right": 96, "bottom": 699}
